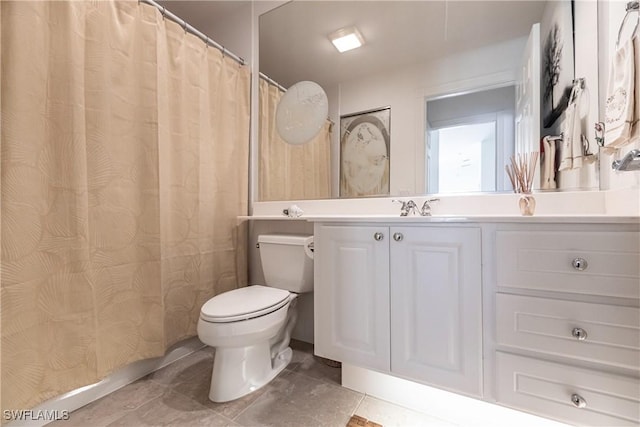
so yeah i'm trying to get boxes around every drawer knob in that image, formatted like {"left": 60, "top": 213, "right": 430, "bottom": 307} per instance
{"left": 571, "top": 393, "right": 587, "bottom": 409}
{"left": 572, "top": 258, "right": 588, "bottom": 271}
{"left": 571, "top": 327, "right": 588, "bottom": 341}
{"left": 374, "top": 232, "right": 384, "bottom": 241}
{"left": 393, "top": 232, "right": 404, "bottom": 242}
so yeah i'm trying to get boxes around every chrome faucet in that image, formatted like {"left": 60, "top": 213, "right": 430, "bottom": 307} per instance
{"left": 612, "top": 149, "right": 640, "bottom": 171}
{"left": 420, "top": 198, "right": 440, "bottom": 216}
{"left": 393, "top": 199, "right": 417, "bottom": 216}
{"left": 393, "top": 199, "right": 440, "bottom": 216}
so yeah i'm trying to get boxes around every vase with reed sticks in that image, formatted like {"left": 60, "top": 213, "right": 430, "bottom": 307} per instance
{"left": 506, "top": 152, "right": 539, "bottom": 216}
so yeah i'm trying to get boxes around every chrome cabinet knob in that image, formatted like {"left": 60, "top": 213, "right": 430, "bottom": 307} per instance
{"left": 572, "top": 327, "right": 588, "bottom": 341}
{"left": 393, "top": 232, "right": 403, "bottom": 242}
{"left": 374, "top": 232, "right": 384, "bottom": 241}
{"left": 572, "top": 258, "right": 588, "bottom": 271}
{"left": 571, "top": 393, "right": 587, "bottom": 409}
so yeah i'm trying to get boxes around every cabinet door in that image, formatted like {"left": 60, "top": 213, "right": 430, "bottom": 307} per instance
{"left": 390, "top": 226, "right": 482, "bottom": 396}
{"left": 314, "top": 225, "right": 390, "bottom": 372}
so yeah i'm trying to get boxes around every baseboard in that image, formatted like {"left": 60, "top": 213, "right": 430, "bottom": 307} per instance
{"left": 6, "top": 337, "right": 205, "bottom": 427}
{"left": 341, "top": 363, "right": 569, "bottom": 427}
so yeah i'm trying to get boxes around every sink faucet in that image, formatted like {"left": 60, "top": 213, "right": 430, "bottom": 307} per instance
{"left": 392, "top": 199, "right": 418, "bottom": 216}
{"left": 420, "top": 198, "right": 440, "bottom": 216}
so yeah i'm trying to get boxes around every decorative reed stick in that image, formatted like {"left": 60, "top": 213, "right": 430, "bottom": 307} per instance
{"left": 505, "top": 151, "right": 539, "bottom": 193}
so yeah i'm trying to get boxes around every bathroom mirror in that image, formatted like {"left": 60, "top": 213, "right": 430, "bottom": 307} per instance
{"left": 258, "top": 0, "right": 601, "bottom": 200}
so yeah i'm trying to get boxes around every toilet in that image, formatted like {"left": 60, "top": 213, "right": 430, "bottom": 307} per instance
{"left": 197, "top": 233, "right": 314, "bottom": 402}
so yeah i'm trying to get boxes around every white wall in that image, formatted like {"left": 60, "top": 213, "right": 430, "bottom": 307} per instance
{"left": 598, "top": 0, "right": 640, "bottom": 190}
{"left": 337, "top": 37, "right": 526, "bottom": 196}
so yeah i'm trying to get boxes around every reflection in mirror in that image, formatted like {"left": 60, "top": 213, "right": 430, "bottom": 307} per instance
{"left": 426, "top": 86, "right": 515, "bottom": 194}
{"left": 275, "top": 81, "right": 328, "bottom": 145}
{"left": 258, "top": 77, "right": 332, "bottom": 201}
{"left": 259, "top": 0, "right": 599, "bottom": 201}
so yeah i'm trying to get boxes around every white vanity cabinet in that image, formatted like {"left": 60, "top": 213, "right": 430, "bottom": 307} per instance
{"left": 492, "top": 225, "right": 640, "bottom": 426}
{"left": 313, "top": 225, "right": 390, "bottom": 372}
{"left": 314, "top": 223, "right": 483, "bottom": 397}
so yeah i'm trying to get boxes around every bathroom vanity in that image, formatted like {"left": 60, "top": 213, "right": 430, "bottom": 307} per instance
{"left": 310, "top": 216, "right": 640, "bottom": 426}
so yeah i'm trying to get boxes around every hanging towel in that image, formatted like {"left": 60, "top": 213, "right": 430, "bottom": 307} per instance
{"left": 558, "top": 83, "right": 584, "bottom": 171}
{"left": 632, "top": 35, "right": 640, "bottom": 141}
{"left": 541, "top": 136, "right": 557, "bottom": 189}
{"left": 604, "top": 37, "right": 636, "bottom": 151}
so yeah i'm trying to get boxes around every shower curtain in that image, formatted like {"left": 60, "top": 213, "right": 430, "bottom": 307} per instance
{"left": 0, "top": 0, "right": 249, "bottom": 413}
{"left": 258, "top": 78, "right": 332, "bottom": 201}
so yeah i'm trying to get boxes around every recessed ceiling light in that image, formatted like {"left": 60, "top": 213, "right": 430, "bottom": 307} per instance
{"left": 329, "top": 27, "right": 364, "bottom": 53}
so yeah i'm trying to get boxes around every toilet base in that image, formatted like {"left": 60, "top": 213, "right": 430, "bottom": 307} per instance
{"left": 208, "top": 344, "right": 292, "bottom": 402}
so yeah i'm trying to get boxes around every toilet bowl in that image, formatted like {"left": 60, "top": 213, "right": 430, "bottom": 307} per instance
{"left": 197, "top": 234, "right": 313, "bottom": 403}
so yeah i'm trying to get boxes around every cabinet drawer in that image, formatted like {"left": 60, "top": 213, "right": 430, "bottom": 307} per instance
{"left": 496, "top": 352, "right": 640, "bottom": 426}
{"left": 496, "top": 294, "right": 640, "bottom": 370}
{"left": 496, "top": 231, "right": 640, "bottom": 298}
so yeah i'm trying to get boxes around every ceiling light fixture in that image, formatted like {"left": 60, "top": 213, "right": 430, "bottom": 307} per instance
{"left": 329, "top": 27, "right": 364, "bottom": 53}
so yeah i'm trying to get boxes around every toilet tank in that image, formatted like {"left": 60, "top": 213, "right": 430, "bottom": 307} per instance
{"left": 258, "top": 234, "right": 314, "bottom": 293}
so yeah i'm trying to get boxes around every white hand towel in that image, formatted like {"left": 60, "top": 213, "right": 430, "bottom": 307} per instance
{"left": 632, "top": 35, "right": 640, "bottom": 141}
{"left": 558, "top": 84, "right": 584, "bottom": 171}
{"left": 541, "top": 136, "right": 557, "bottom": 189}
{"left": 604, "top": 37, "right": 635, "bottom": 151}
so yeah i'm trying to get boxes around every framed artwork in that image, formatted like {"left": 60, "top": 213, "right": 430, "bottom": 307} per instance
{"left": 541, "top": 0, "right": 575, "bottom": 128}
{"left": 340, "top": 106, "right": 390, "bottom": 198}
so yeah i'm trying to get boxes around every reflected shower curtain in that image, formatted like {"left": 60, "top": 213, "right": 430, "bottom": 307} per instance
{"left": 0, "top": 0, "right": 249, "bottom": 412}
{"left": 258, "top": 79, "right": 331, "bottom": 201}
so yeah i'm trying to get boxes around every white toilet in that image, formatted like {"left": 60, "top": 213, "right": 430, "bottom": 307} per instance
{"left": 197, "top": 233, "right": 314, "bottom": 402}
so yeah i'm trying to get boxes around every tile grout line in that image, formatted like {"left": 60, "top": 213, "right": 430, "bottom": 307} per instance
{"left": 351, "top": 393, "right": 367, "bottom": 417}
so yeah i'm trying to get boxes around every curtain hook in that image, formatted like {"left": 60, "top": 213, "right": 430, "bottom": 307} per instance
{"left": 205, "top": 37, "right": 209, "bottom": 48}
{"left": 222, "top": 46, "right": 227, "bottom": 58}
{"left": 161, "top": 6, "right": 166, "bottom": 20}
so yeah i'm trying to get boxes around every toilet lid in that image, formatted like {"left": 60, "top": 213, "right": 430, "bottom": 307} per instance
{"left": 200, "top": 285, "right": 290, "bottom": 323}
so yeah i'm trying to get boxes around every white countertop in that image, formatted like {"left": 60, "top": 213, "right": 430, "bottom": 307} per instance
{"left": 238, "top": 214, "right": 640, "bottom": 224}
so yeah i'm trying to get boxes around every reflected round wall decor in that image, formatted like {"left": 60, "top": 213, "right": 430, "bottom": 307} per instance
{"left": 276, "top": 81, "right": 328, "bottom": 145}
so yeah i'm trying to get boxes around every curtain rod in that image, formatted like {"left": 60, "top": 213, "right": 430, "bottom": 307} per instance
{"left": 139, "top": 0, "right": 246, "bottom": 66}
{"left": 259, "top": 72, "right": 288, "bottom": 92}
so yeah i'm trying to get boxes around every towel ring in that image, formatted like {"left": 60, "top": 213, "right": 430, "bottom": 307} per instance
{"left": 616, "top": 1, "right": 639, "bottom": 47}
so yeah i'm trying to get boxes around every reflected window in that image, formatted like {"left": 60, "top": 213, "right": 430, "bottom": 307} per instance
{"left": 431, "top": 122, "right": 496, "bottom": 193}
{"left": 426, "top": 86, "right": 516, "bottom": 194}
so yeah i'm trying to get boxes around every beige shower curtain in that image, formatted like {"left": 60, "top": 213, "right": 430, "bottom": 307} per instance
{"left": 1, "top": 0, "right": 249, "bottom": 412}
{"left": 258, "top": 79, "right": 331, "bottom": 201}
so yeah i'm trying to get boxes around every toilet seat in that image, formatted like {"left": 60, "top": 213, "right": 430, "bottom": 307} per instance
{"left": 200, "top": 285, "right": 290, "bottom": 323}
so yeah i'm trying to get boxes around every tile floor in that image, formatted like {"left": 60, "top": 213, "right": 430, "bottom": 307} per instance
{"left": 46, "top": 340, "right": 453, "bottom": 427}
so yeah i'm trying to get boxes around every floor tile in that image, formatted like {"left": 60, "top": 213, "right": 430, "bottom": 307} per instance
{"left": 291, "top": 354, "right": 342, "bottom": 385}
{"left": 354, "top": 396, "right": 458, "bottom": 427}
{"left": 171, "top": 359, "right": 268, "bottom": 420}
{"left": 47, "top": 341, "right": 468, "bottom": 427}
{"left": 106, "top": 390, "right": 238, "bottom": 427}
{"left": 289, "top": 339, "right": 342, "bottom": 385}
{"left": 46, "top": 379, "right": 168, "bottom": 427}
{"left": 234, "top": 370, "right": 364, "bottom": 427}
{"left": 287, "top": 339, "right": 314, "bottom": 371}
{"left": 147, "top": 350, "right": 213, "bottom": 386}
